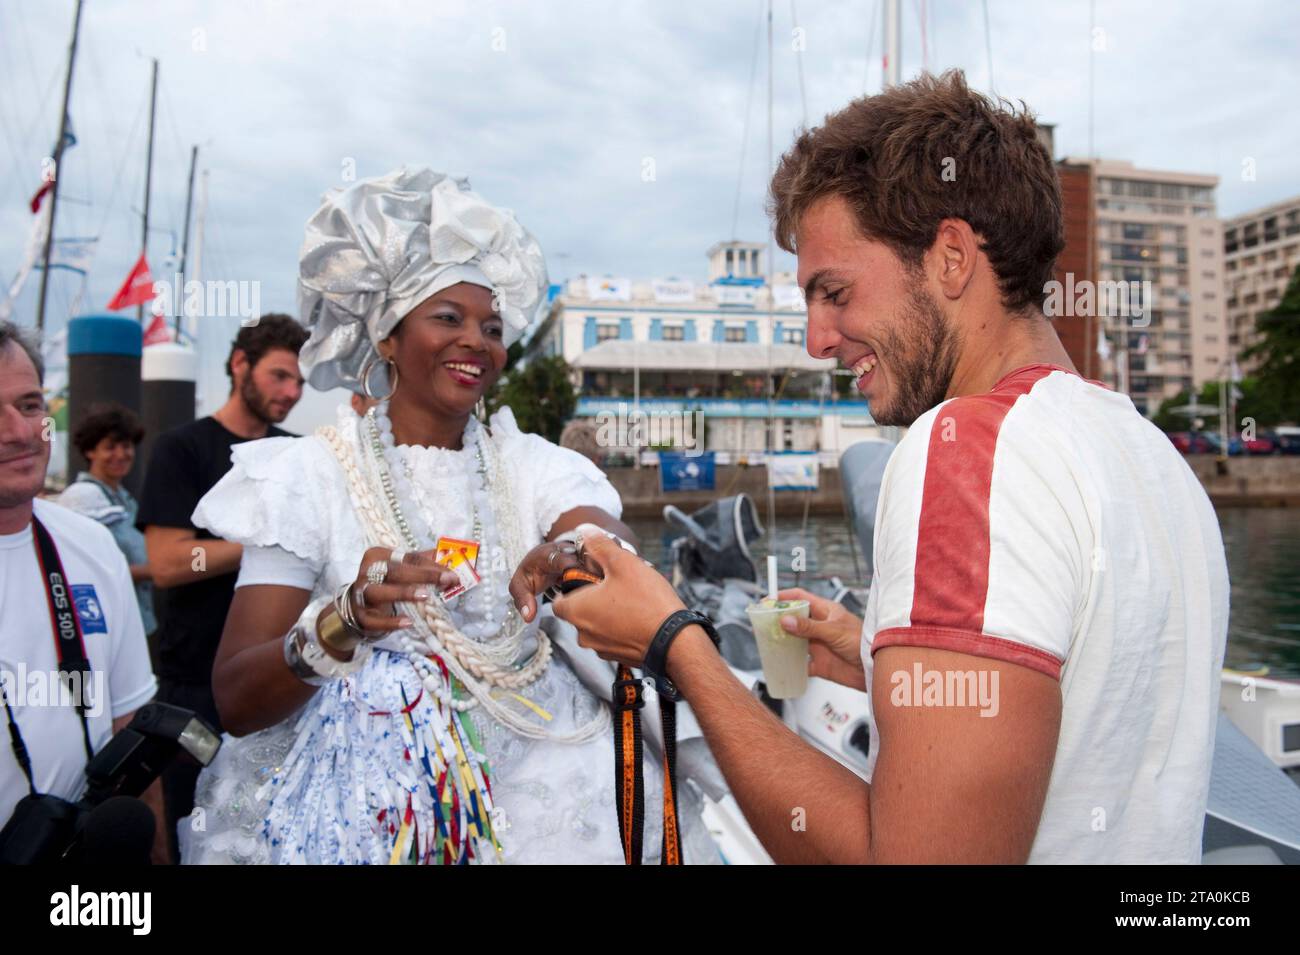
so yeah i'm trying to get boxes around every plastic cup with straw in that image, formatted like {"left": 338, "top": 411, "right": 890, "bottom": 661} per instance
{"left": 745, "top": 555, "right": 812, "bottom": 698}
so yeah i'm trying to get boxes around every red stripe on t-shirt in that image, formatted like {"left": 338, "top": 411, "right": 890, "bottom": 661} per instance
{"left": 908, "top": 364, "right": 1062, "bottom": 633}
{"left": 872, "top": 626, "right": 1063, "bottom": 679}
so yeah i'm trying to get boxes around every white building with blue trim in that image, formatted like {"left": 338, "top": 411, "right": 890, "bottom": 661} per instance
{"left": 525, "top": 241, "right": 882, "bottom": 461}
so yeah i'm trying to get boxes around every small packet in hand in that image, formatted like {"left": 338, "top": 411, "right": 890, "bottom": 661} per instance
{"left": 434, "top": 536, "right": 481, "bottom": 601}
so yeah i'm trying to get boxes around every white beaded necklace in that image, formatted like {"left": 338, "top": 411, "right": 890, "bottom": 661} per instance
{"left": 361, "top": 404, "right": 606, "bottom": 739}
{"left": 372, "top": 402, "right": 523, "bottom": 652}
{"left": 321, "top": 403, "right": 608, "bottom": 741}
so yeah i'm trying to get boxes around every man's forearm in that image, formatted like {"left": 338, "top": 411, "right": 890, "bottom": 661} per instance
{"left": 667, "top": 627, "right": 873, "bottom": 863}
{"left": 150, "top": 538, "right": 242, "bottom": 587}
{"left": 140, "top": 778, "right": 170, "bottom": 863}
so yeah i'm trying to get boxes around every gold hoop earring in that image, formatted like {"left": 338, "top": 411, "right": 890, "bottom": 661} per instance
{"left": 360, "top": 355, "right": 399, "bottom": 401}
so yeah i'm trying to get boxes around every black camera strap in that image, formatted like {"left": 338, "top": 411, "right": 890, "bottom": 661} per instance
{"left": 2, "top": 516, "right": 96, "bottom": 793}
{"left": 1, "top": 683, "right": 36, "bottom": 796}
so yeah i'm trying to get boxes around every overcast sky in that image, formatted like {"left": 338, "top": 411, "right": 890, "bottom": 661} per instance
{"left": 2, "top": 0, "right": 1297, "bottom": 422}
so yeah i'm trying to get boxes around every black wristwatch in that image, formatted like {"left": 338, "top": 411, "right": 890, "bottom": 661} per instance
{"left": 641, "top": 610, "right": 720, "bottom": 702}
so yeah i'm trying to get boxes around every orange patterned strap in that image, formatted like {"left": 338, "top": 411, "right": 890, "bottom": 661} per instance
{"left": 613, "top": 664, "right": 645, "bottom": 864}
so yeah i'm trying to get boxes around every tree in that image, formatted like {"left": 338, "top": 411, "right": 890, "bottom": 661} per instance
{"left": 1151, "top": 378, "right": 1285, "bottom": 434}
{"left": 486, "top": 353, "right": 576, "bottom": 443}
{"left": 1151, "top": 389, "right": 1195, "bottom": 432}
{"left": 1242, "top": 263, "right": 1300, "bottom": 425}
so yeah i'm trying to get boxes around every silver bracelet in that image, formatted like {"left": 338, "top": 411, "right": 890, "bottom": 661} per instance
{"left": 334, "top": 581, "right": 363, "bottom": 633}
{"left": 557, "top": 524, "right": 639, "bottom": 557}
{"left": 282, "top": 605, "right": 370, "bottom": 686}
{"left": 283, "top": 625, "right": 329, "bottom": 687}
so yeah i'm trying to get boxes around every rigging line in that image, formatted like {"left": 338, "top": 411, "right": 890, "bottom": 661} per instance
{"left": 82, "top": 34, "right": 132, "bottom": 217}
{"left": 790, "top": 0, "right": 808, "bottom": 129}
{"left": 0, "top": 1, "right": 59, "bottom": 203}
{"left": 162, "top": 80, "right": 188, "bottom": 164}
{"left": 205, "top": 206, "right": 238, "bottom": 284}
{"left": 66, "top": 49, "right": 100, "bottom": 221}
{"left": 159, "top": 86, "right": 189, "bottom": 240}
{"left": 0, "top": 105, "right": 34, "bottom": 199}
{"left": 0, "top": 19, "right": 41, "bottom": 190}
{"left": 12, "top": 60, "right": 63, "bottom": 165}
{"left": 730, "top": 0, "right": 764, "bottom": 242}
{"left": 12, "top": 0, "right": 47, "bottom": 105}
{"left": 862, "top": 0, "right": 881, "bottom": 94}
{"left": 1087, "top": 0, "right": 1095, "bottom": 159}
{"left": 982, "top": 0, "right": 995, "bottom": 94}
{"left": 913, "top": 0, "right": 927, "bottom": 73}
{"left": 54, "top": 272, "right": 69, "bottom": 332}
{"left": 93, "top": 86, "right": 149, "bottom": 246}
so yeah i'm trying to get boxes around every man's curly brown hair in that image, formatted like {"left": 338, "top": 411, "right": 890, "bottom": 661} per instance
{"left": 769, "top": 69, "right": 1064, "bottom": 313}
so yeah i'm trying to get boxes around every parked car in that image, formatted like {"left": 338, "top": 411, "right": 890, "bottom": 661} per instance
{"left": 1271, "top": 427, "right": 1300, "bottom": 455}
{"left": 1239, "top": 433, "right": 1276, "bottom": 455}
{"left": 1167, "top": 431, "right": 1216, "bottom": 454}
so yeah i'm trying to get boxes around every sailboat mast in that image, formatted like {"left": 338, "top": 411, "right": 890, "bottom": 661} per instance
{"left": 176, "top": 144, "right": 198, "bottom": 338}
{"left": 765, "top": 0, "right": 777, "bottom": 558}
{"left": 138, "top": 58, "right": 159, "bottom": 324}
{"left": 35, "top": 0, "right": 84, "bottom": 333}
{"left": 883, "top": 0, "right": 901, "bottom": 87}
{"left": 188, "top": 168, "right": 208, "bottom": 374}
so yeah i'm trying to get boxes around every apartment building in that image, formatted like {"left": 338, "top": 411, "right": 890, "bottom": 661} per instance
{"left": 1223, "top": 196, "right": 1300, "bottom": 370}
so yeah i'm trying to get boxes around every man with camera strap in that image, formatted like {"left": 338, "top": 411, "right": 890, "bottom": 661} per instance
{"left": 0, "top": 321, "right": 163, "bottom": 863}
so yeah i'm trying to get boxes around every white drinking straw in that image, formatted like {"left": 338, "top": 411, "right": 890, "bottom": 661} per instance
{"left": 767, "top": 555, "right": 778, "bottom": 602}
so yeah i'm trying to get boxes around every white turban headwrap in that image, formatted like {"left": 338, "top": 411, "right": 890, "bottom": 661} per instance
{"left": 297, "top": 166, "right": 549, "bottom": 393}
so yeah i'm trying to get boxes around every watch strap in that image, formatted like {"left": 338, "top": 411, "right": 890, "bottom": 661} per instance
{"left": 642, "top": 610, "right": 718, "bottom": 701}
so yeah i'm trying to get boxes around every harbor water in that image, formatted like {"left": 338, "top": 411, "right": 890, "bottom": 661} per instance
{"left": 627, "top": 506, "right": 1300, "bottom": 676}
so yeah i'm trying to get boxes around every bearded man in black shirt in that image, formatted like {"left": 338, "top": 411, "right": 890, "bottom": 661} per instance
{"left": 137, "top": 314, "right": 307, "bottom": 856}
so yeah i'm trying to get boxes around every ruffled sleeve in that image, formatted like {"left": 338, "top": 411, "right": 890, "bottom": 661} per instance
{"left": 490, "top": 406, "right": 623, "bottom": 539}
{"left": 191, "top": 435, "right": 339, "bottom": 569}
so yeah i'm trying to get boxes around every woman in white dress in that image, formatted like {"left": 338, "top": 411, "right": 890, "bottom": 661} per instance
{"left": 182, "top": 168, "right": 718, "bottom": 864}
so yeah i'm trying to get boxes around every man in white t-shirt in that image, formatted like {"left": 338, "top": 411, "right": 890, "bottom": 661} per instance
{"left": 0, "top": 322, "right": 161, "bottom": 860}
{"left": 537, "top": 71, "right": 1228, "bottom": 863}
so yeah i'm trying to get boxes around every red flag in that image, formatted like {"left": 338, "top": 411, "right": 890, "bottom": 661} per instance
{"left": 29, "top": 180, "right": 54, "bottom": 214}
{"left": 106, "top": 253, "right": 156, "bottom": 311}
{"left": 143, "top": 312, "right": 171, "bottom": 346}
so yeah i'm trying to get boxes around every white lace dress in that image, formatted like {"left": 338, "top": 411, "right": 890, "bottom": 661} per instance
{"left": 181, "top": 404, "right": 719, "bottom": 865}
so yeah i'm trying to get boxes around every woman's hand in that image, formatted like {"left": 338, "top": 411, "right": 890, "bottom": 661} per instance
{"left": 776, "top": 587, "right": 867, "bottom": 691}
{"left": 326, "top": 547, "right": 461, "bottom": 650}
{"left": 508, "top": 540, "right": 585, "bottom": 624}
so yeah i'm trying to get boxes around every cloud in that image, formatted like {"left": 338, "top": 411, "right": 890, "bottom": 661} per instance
{"left": 2, "top": 0, "right": 1296, "bottom": 354}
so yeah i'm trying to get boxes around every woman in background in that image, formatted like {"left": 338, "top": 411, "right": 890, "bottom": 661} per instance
{"left": 58, "top": 404, "right": 156, "bottom": 643}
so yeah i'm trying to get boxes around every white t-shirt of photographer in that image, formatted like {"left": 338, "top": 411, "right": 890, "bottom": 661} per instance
{"left": 0, "top": 499, "right": 157, "bottom": 824}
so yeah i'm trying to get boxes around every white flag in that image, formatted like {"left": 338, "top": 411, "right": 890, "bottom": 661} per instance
{"left": 0, "top": 204, "right": 52, "bottom": 320}
{"left": 1096, "top": 326, "right": 1112, "bottom": 361}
